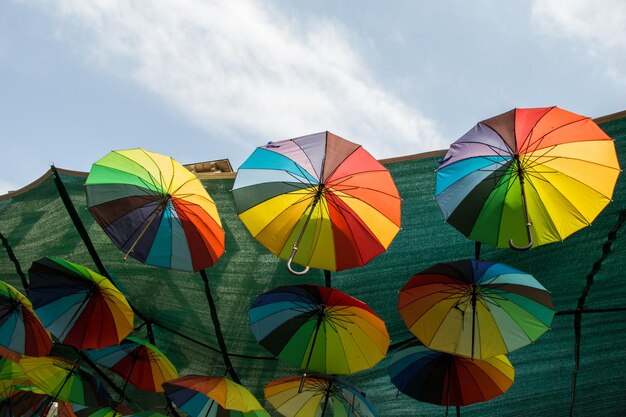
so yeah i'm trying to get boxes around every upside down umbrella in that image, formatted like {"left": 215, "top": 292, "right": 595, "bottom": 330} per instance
{"left": 264, "top": 375, "right": 376, "bottom": 417}
{"left": 86, "top": 148, "right": 225, "bottom": 272}
{"left": 0, "top": 280, "right": 52, "bottom": 357}
{"left": 19, "top": 356, "right": 111, "bottom": 407}
{"left": 85, "top": 337, "right": 178, "bottom": 394}
{"left": 436, "top": 106, "right": 621, "bottom": 250}
{"left": 398, "top": 259, "right": 555, "bottom": 359}
{"left": 0, "top": 356, "right": 28, "bottom": 402}
{"left": 163, "top": 375, "right": 269, "bottom": 417}
{"left": 27, "top": 257, "right": 134, "bottom": 350}
{"left": 249, "top": 284, "right": 389, "bottom": 379}
{"left": 233, "top": 131, "right": 401, "bottom": 274}
{"left": 389, "top": 341, "right": 514, "bottom": 414}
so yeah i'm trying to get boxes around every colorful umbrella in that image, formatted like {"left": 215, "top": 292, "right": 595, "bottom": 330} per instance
{"left": 0, "top": 356, "right": 27, "bottom": 401}
{"left": 249, "top": 284, "right": 389, "bottom": 377}
{"left": 85, "top": 337, "right": 178, "bottom": 393}
{"left": 19, "top": 356, "right": 111, "bottom": 407}
{"left": 27, "top": 257, "right": 134, "bottom": 350}
{"left": 86, "top": 148, "right": 225, "bottom": 272}
{"left": 264, "top": 375, "right": 376, "bottom": 417}
{"left": 163, "top": 375, "right": 269, "bottom": 417}
{"left": 0, "top": 280, "right": 52, "bottom": 356}
{"left": 233, "top": 131, "right": 401, "bottom": 274}
{"left": 398, "top": 259, "right": 555, "bottom": 359}
{"left": 389, "top": 341, "right": 514, "bottom": 410}
{"left": 122, "top": 412, "right": 168, "bottom": 417}
{"left": 0, "top": 391, "right": 50, "bottom": 417}
{"left": 435, "top": 106, "right": 621, "bottom": 250}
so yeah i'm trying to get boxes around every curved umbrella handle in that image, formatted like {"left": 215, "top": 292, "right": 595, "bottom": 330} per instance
{"left": 509, "top": 222, "right": 534, "bottom": 251}
{"left": 287, "top": 247, "right": 309, "bottom": 276}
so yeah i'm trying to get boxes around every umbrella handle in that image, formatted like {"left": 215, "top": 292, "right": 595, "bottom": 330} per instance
{"left": 509, "top": 155, "right": 534, "bottom": 251}
{"left": 509, "top": 222, "right": 534, "bottom": 251}
{"left": 287, "top": 247, "right": 309, "bottom": 276}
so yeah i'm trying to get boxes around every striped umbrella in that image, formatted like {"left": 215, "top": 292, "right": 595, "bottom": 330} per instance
{"left": 398, "top": 259, "right": 555, "bottom": 359}
{"left": 250, "top": 284, "right": 389, "bottom": 378}
{"left": 28, "top": 257, "right": 134, "bottom": 350}
{"left": 435, "top": 106, "right": 620, "bottom": 250}
{"left": 264, "top": 375, "right": 376, "bottom": 417}
{"left": 163, "top": 375, "right": 269, "bottom": 417}
{"left": 86, "top": 148, "right": 225, "bottom": 272}
{"left": 85, "top": 337, "right": 178, "bottom": 393}
{"left": 19, "top": 356, "right": 111, "bottom": 407}
{"left": 233, "top": 131, "right": 401, "bottom": 274}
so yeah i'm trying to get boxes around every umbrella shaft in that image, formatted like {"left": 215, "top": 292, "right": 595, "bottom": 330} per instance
{"left": 291, "top": 187, "right": 323, "bottom": 252}
{"left": 124, "top": 197, "right": 170, "bottom": 259}
{"left": 321, "top": 381, "right": 332, "bottom": 417}
{"left": 299, "top": 312, "right": 324, "bottom": 393}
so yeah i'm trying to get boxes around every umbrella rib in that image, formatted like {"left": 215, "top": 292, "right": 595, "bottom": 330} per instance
{"left": 89, "top": 165, "right": 163, "bottom": 198}
{"left": 524, "top": 169, "right": 590, "bottom": 226}
{"left": 107, "top": 151, "right": 165, "bottom": 194}
{"left": 141, "top": 149, "right": 173, "bottom": 195}
{"left": 318, "top": 192, "right": 367, "bottom": 266}
{"left": 246, "top": 188, "right": 318, "bottom": 240}
{"left": 523, "top": 153, "right": 619, "bottom": 200}
{"left": 172, "top": 199, "right": 226, "bottom": 260}
{"left": 291, "top": 138, "right": 323, "bottom": 182}
{"left": 519, "top": 112, "right": 588, "bottom": 155}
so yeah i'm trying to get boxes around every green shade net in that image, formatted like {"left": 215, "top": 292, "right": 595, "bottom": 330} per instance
{"left": 0, "top": 114, "right": 624, "bottom": 416}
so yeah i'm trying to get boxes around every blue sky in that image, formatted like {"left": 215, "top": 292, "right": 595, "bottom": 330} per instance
{"left": 1, "top": 0, "right": 625, "bottom": 194}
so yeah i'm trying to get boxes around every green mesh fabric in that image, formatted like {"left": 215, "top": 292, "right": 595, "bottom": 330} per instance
{"left": 0, "top": 114, "right": 625, "bottom": 416}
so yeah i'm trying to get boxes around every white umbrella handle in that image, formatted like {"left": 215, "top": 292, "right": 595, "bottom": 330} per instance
{"left": 287, "top": 247, "right": 310, "bottom": 275}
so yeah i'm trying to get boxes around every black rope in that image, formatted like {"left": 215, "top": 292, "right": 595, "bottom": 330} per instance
{"left": 149, "top": 319, "right": 275, "bottom": 360}
{"left": 569, "top": 209, "right": 626, "bottom": 417}
{"left": 199, "top": 269, "right": 240, "bottom": 383}
{"left": 50, "top": 166, "right": 150, "bottom": 325}
{"left": 146, "top": 322, "right": 156, "bottom": 345}
{"left": 0, "top": 230, "right": 28, "bottom": 291}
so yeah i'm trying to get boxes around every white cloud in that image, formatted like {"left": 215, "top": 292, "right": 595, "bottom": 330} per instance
{"left": 531, "top": 0, "right": 626, "bottom": 85}
{"left": 23, "top": 0, "right": 444, "bottom": 160}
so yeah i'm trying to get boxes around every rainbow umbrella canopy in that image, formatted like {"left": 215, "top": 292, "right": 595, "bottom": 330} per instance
{"left": 398, "top": 259, "right": 555, "bottom": 359}
{"left": 85, "top": 337, "right": 178, "bottom": 394}
{"left": 0, "top": 356, "right": 28, "bottom": 402}
{"left": 163, "top": 375, "right": 269, "bottom": 417}
{"left": 264, "top": 375, "right": 376, "bottom": 417}
{"left": 0, "top": 280, "right": 52, "bottom": 357}
{"left": 389, "top": 341, "right": 514, "bottom": 410}
{"left": 86, "top": 148, "right": 225, "bottom": 272}
{"left": 249, "top": 284, "right": 389, "bottom": 377}
{"left": 19, "top": 356, "right": 111, "bottom": 407}
{"left": 232, "top": 131, "right": 401, "bottom": 274}
{"left": 435, "top": 107, "right": 621, "bottom": 250}
{"left": 27, "top": 257, "right": 134, "bottom": 350}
